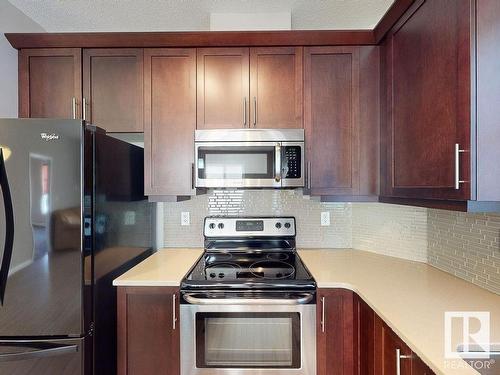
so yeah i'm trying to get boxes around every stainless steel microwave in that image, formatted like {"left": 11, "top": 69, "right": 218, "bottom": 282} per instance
{"left": 194, "top": 129, "right": 305, "bottom": 189}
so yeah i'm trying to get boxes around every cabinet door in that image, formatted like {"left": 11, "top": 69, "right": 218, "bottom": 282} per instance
{"left": 83, "top": 48, "right": 143, "bottom": 132}
{"left": 379, "top": 323, "right": 412, "bottom": 375}
{"left": 383, "top": 0, "right": 471, "bottom": 200}
{"left": 249, "top": 47, "right": 303, "bottom": 128}
{"left": 305, "top": 47, "right": 360, "bottom": 196}
{"left": 19, "top": 48, "right": 82, "bottom": 119}
{"left": 411, "top": 356, "right": 434, "bottom": 375}
{"left": 197, "top": 48, "right": 249, "bottom": 129}
{"left": 144, "top": 48, "right": 196, "bottom": 196}
{"left": 117, "top": 287, "right": 180, "bottom": 375}
{"left": 317, "top": 289, "right": 356, "bottom": 375}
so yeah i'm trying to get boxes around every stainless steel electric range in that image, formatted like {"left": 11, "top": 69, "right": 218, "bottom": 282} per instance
{"left": 180, "top": 217, "right": 316, "bottom": 375}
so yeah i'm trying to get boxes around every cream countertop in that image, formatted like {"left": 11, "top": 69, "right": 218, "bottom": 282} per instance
{"left": 112, "top": 248, "right": 203, "bottom": 287}
{"left": 298, "top": 249, "right": 500, "bottom": 375}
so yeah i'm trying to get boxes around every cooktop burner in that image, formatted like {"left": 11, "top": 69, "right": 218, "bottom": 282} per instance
{"left": 181, "top": 217, "right": 316, "bottom": 292}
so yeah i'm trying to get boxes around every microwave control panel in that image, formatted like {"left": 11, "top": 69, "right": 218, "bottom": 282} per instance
{"left": 283, "top": 146, "right": 301, "bottom": 178}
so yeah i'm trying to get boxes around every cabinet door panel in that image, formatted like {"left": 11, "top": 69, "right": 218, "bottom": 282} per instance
{"left": 117, "top": 287, "right": 179, "bottom": 375}
{"left": 317, "top": 289, "right": 356, "bottom": 375}
{"left": 83, "top": 48, "right": 143, "bottom": 132}
{"left": 305, "top": 47, "right": 360, "bottom": 196}
{"left": 19, "top": 48, "right": 81, "bottom": 119}
{"left": 380, "top": 323, "right": 412, "bottom": 375}
{"left": 249, "top": 47, "right": 303, "bottom": 128}
{"left": 144, "top": 48, "right": 196, "bottom": 196}
{"left": 384, "top": 0, "right": 471, "bottom": 200}
{"left": 197, "top": 48, "right": 249, "bottom": 129}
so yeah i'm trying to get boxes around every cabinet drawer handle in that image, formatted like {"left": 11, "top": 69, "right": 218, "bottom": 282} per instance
{"left": 307, "top": 162, "right": 311, "bottom": 190}
{"left": 396, "top": 348, "right": 412, "bottom": 375}
{"left": 71, "top": 97, "right": 77, "bottom": 119}
{"left": 454, "top": 143, "right": 467, "bottom": 189}
{"left": 320, "top": 296, "right": 325, "bottom": 333}
{"left": 243, "top": 97, "right": 247, "bottom": 127}
{"left": 172, "top": 294, "right": 177, "bottom": 330}
{"left": 82, "top": 97, "right": 87, "bottom": 121}
{"left": 253, "top": 97, "right": 257, "bottom": 127}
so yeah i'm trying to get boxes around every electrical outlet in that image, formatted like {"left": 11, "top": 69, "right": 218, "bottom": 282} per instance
{"left": 124, "top": 211, "right": 136, "bottom": 226}
{"left": 181, "top": 212, "right": 190, "bottom": 226}
{"left": 321, "top": 211, "right": 330, "bottom": 226}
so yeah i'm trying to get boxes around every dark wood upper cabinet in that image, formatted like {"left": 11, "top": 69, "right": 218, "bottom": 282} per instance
{"left": 197, "top": 48, "right": 250, "bottom": 129}
{"left": 83, "top": 48, "right": 144, "bottom": 133}
{"left": 304, "top": 46, "right": 361, "bottom": 196}
{"left": 117, "top": 286, "right": 180, "bottom": 375}
{"left": 249, "top": 47, "right": 303, "bottom": 128}
{"left": 197, "top": 47, "right": 303, "bottom": 129}
{"left": 144, "top": 48, "right": 196, "bottom": 196}
{"left": 317, "top": 288, "right": 357, "bottom": 375}
{"left": 19, "top": 48, "right": 82, "bottom": 119}
{"left": 381, "top": 0, "right": 471, "bottom": 201}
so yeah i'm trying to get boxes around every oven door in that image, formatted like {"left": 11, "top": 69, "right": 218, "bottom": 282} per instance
{"left": 180, "top": 294, "right": 316, "bottom": 375}
{"left": 195, "top": 142, "right": 282, "bottom": 188}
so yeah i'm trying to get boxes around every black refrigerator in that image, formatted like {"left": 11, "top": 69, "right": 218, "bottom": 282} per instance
{"left": 0, "top": 119, "right": 154, "bottom": 374}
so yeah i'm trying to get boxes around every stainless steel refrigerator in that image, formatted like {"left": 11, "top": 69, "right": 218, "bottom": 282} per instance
{"left": 0, "top": 119, "right": 154, "bottom": 374}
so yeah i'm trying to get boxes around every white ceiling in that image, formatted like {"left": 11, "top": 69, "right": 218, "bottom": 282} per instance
{"left": 7, "top": 0, "right": 394, "bottom": 32}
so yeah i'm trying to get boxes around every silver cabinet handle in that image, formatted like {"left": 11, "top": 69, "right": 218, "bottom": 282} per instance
{"left": 82, "top": 98, "right": 87, "bottom": 121}
{"left": 191, "top": 163, "right": 195, "bottom": 190}
{"left": 396, "top": 348, "right": 412, "bottom": 375}
{"left": 253, "top": 96, "right": 257, "bottom": 127}
{"left": 172, "top": 293, "right": 177, "bottom": 330}
{"left": 243, "top": 97, "right": 247, "bottom": 127}
{"left": 454, "top": 143, "right": 466, "bottom": 189}
{"left": 320, "top": 296, "right": 325, "bottom": 333}
{"left": 71, "top": 97, "right": 77, "bottom": 119}
{"left": 275, "top": 143, "right": 282, "bottom": 183}
{"left": 307, "top": 162, "right": 311, "bottom": 190}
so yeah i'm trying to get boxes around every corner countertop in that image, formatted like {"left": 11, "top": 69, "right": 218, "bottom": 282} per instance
{"left": 298, "top": 249, "right": 500, "bottom": 375}
{"left": 112, "top": 248, "right": 203, "bottom": 287}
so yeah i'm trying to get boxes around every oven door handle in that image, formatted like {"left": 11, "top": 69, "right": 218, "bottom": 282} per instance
{"left": 182, "top": 293, "right": 313, "bottom": 305}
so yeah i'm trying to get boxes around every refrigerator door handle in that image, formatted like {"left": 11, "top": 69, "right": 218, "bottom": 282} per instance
{"left": 0, "top": 148, "right": 14, "bottom": 306}
{"left": 0, "top": 342, "right": 78, "bottom": 362}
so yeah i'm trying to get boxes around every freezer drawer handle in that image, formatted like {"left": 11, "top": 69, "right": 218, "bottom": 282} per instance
{"left": 0, "top": 148, "right": 14, "bottom": 306}
{"left": 0, "top": 343, "right": 78, "bottom": 362}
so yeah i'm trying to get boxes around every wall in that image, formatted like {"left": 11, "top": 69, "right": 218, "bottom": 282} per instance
{"left": 163, "top": 190, "right": 352, "bottom": 249}
{"left": 0, "top": 1, "right": 45, "bottom": 117}
{"left": 162, "top": 193, "right": 500, "bottom": 295}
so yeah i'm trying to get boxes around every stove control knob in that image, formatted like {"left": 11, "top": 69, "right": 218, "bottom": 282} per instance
{"left": 275, "top": 222, "right": 282, "bottom": 229}
{"left": 210, "top": 273, "right": 216, "bottom": 278}
{"left": 218, "top": 273, "right": 225, "bottom": 279}
{"left": 209, "top": 223, "right": 216, "bottom": 229}
{"left": 284, "top": 222, "right": 291, "bottom": 229}
{"left": 218, "top": 223, "right": 224, "bottom": 229}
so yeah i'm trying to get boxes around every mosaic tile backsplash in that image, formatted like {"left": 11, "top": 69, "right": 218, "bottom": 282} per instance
{"left": 163, "top": 190, "right": 352, "bottom": 249}
{"left": 161, "top": 191, "right": 500, "bottom": 295}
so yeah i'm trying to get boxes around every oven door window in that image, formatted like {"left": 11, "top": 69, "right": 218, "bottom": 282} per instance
{"left": 197, "top": 146, "right": 275, "bottom": 180}
{"left": 196, "top": 312, "right": 301, "bottom": 369}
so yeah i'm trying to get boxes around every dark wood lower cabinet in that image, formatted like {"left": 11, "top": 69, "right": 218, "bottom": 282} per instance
{"left": 317, "top": 289, "right": 357, "bottom": 375}
{"left": 318, "top": 290, "right": 435, "bottom": 375}
{"left": 117, "top": 286, "right": 180, "bottom": 375}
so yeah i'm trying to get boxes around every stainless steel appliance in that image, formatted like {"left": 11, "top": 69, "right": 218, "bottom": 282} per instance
{"left": 180, "top": 217, "right": 316, "bottom": 375}
{"left": 0, "top": 119, "right": 154, "bottom": 375}
{"left": 194, "top": 129, "right": 304, "bottom": 189}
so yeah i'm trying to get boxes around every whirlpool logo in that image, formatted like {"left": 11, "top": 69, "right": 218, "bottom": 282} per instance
{"left": 40, "top": 133, "right": 60, "bottom": 141}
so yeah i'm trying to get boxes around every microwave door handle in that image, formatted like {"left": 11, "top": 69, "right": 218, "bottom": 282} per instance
{"left": 275, "top": 143, "right": 282, "bottom": 183}
{"left": 0, "top": 148, "right": 14, "bottom": 306}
